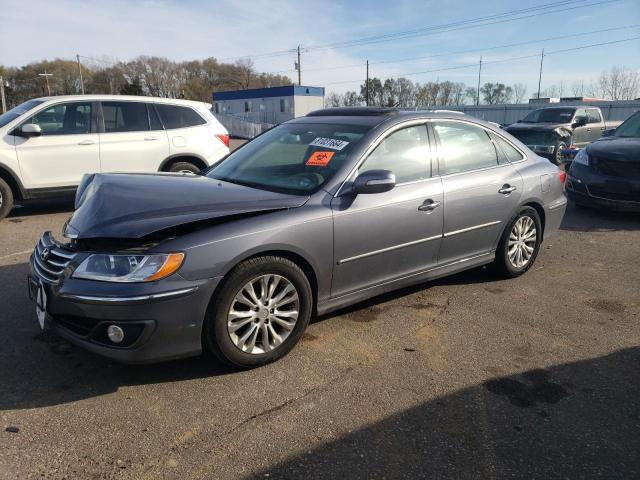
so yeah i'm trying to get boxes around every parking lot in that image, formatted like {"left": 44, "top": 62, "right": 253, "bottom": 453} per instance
{"left": 0, "top": 185, "right": 638, "bottom": 479}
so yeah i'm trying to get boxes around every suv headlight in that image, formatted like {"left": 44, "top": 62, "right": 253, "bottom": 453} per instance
{"left": 573, "top": 149, "right": 589, "bottom": 166}
{"left": 73, "top": 253, "right": 184, "bottom": 282}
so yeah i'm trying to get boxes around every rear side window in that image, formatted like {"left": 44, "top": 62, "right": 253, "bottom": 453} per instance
{"left": 148, "top": 104, "right": 163, "bottom": 130}
{"left": 102, "top": 102, "right": 149, "bottom": 132}
{"left": 434, "top": 121, "right": 499, "bottom": 175}
{"left": 155, "top": 104, "right": 206, "bottom": 129}
{"left": 24, "top": 102, "right": 92, "bottom": 135}
{"left": 490, "top": 133, "right": 524, "bottom": 163}
{"left": 587, "top": 109, "right": 602, "bottom": 124}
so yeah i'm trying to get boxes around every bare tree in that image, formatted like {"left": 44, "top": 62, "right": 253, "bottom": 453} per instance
{"left": 480, "top": 83, "right": 513, "bottom": 104}
{"left": 513, "top": 83, "right": 528, "bottom": 103}
{"left": 599, "top": 66, "right": 640, "bottom": 100}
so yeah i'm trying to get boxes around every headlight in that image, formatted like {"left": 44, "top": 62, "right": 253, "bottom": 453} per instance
{"left": 73, "top": 253, "right": 184, "bottom": 282}
{"left": 573, "top": 149, "right": 589, "bottom": 166}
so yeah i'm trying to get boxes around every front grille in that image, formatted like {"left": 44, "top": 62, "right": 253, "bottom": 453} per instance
{"left": 587, "top": 186, "right": 640, "bottom": 203}
{"left": 592, "top": 157, "right": 640, "bottom": 179}
{"left": 33, "top": 232, "right": 77, "bottom": 283}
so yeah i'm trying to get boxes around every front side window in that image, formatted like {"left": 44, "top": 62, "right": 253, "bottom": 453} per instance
{"left": 209, "top": 123, "right": 371, "bottom": 195}
{"left": 358, "top": 125, "right": 431, "bottom": 183}
{"left": 434, "top": 121, "right": 499, "bottom": 175}
{"left": 23, "top": 102, "right": 92, "bottom": 135}
{"left": 574, "top": 109, "right": 588, "bottom": 123}
{"left": 155, "top": 104, "right": 206, "bottom": 129}
{"left": 587, "top": 109, "right": 602, "bottom": 124}
{"left": 102, "top": 102, "right": 149, "bottom": 132}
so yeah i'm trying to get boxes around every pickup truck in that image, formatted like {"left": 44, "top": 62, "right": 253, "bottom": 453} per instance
{"left": 504, "top": 106, "right": 622, "bottom": 164}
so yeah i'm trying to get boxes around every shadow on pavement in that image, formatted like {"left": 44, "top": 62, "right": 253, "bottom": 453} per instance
{"left": 254, "top": 347, "right": 640, "bottom": 479}
{"left": 561, "top": 201, "right": 640, "bottom": 232}
{"left": 9, "top": 198, "right": 75, "bottom": 218}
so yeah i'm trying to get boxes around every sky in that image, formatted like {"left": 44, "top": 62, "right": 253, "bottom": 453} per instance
{"left": 1, "top": 0, "right": 639, "bottom": 98}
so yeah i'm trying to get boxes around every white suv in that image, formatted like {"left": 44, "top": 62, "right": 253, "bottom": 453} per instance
{"left": 0, "top": 95, "right": 230, "bottom": 219}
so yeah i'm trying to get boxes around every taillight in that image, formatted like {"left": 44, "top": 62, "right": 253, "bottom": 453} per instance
{"left": 215, "top": 134, "right": 230, "bottom": 148}
{"left": 559, "top": 171, "right": 567, "bottom": 184}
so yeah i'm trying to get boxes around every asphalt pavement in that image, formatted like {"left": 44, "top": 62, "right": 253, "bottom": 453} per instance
{"left": 1, "top": 193, "right": 639, "bottom": 479}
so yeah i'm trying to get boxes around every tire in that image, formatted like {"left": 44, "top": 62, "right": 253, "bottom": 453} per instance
{"left": 203, "top": 256, "right": 313, "bottom": 369}
{"left": 0, "top": 177, "right": 14, "bottom": 221}
{"left": 168, "top": 161, "right": 201, "bottom": 174}
{"left": 491, "top": 206, "right": 542, "bottom": 278}
{"left": 552, "top": 140, "right": 568, "bottom": 165}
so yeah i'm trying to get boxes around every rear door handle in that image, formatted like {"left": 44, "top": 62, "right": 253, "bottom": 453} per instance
{"left": 144, "top": 137, "right": 158, "bottom": 141}
{"left": 499, "top": 185, "right": 517, "bottom": 195}
{"left": 77, "top": 140, "right": 95, "bottom": 145}
{"left": 418, "top": 199, "right": 441, "bottom": 212}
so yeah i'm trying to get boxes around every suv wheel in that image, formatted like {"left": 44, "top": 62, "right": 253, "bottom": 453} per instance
{"left": 0, "top": 178, "right": 14, "bottom": 220}
{"left": 168, "top": 161, "right": 201, "bottom": 174}
{"left": 553, "top": 140, "right": 568, "bottom": 165}
{"left": 491, "top": 206, "right": 542, "bottom": 278}
{"left": 203, "top": 256, "right": 313, "bottom": 368}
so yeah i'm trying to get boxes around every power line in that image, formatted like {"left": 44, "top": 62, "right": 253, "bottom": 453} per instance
{"left": 266, "top": 24, "right": 639, "bottom": 75}
{"left": 321, "top": 35, "right": 640, "bottom": 87}
{"left": 219, "top": 0, "right": 618, "bottom": 63}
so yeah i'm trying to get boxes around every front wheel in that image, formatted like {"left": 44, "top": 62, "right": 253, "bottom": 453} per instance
{"left": 552, "top": 140, "right": 568, "bottom": 165}
{"left": 203, "top": 256, "right": 313, "bottom": 368}
{"left": 0, "top": 177, "right": 14, "bottom": 221}
{"left": 491, "top": 206, "right": 542, "bottom": 278}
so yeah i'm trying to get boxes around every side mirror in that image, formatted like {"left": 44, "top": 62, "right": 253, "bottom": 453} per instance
{"left": 353, "top": 169, "right": 396, "bottom": 194}
{"left": 517, "top": 119, "right": 522, "bottom": 123}
{"left": 573, "top": 116, "right": 587, "bottom": 127}
{"left": 20, "top": 124, "right": 42, "bottom": 138}
{"left": 602, "top": 128, "right": 615, "bottom": 137}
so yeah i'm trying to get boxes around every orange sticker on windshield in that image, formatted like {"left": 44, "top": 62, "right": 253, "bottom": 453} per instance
{"left": 306, "top": 151, "right": 334, "bottom": 167}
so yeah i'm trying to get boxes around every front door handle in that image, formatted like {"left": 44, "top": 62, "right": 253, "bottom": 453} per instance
{"left": 144, "top": 137, "right": 158, "bottom": 141}
{"left": 78, "top": 140, "right": 95, "bottom": 146}
{"left": 418, "top": 199, "right": 441, "bottom": 212}
{"left": 499, "top": 185, "right": 517, "bottom": 195}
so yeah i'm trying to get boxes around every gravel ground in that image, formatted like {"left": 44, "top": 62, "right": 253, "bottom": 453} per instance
{"left": 1, "top": 190, "right": 639, "bottom": 479}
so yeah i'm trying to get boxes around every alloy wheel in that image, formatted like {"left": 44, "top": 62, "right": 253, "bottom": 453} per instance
{"left": 227, "top": 274, "right": 300, "bottom": 354}
{"left": 507, "top": 216, "right": 537, "bottom": 269}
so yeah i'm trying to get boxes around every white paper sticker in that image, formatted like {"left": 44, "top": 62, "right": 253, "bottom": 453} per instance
{"left": 309, "top": 137, "right": 349, "bottom": 151}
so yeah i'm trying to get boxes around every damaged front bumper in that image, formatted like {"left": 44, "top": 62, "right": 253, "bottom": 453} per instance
{"left": 27, "top": 232, "right": 222, "bottom": 363}
{"left": 566, "top": 163, "right": 640, "bottom": 211}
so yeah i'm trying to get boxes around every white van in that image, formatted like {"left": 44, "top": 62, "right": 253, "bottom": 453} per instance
{"left": 0, "top": 95, "right": 230, "bottom": 219}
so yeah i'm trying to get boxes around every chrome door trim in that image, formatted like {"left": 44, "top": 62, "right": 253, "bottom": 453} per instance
{"left": 337, "top": 234, "right": 442, "bottom": 265}
{"left": 443, "top": 220, "right": 502, "bottom": 238}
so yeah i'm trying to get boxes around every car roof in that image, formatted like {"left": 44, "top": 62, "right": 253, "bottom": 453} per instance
{"left": 33, "top": 94, "right": 209, "bottom": 107}
{"left": 289, "top": 107, "right": 478, "bottom": 128}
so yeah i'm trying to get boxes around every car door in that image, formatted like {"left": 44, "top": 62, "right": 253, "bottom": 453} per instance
{"left": 14, "top": 101, "right": 99, "bottom": 189}
{"left": 586, "top": 108, "right": 605, "bottom": 142}
{"left": 433, "top": 120, "right": 523, "bottom": 265}
{"left": 98, "top": 101, "right": 169, "bottom": 173}
{"left": 331, "top": 123, "right": 443, "bottom": 297}
{"left": 571, "top": 108, "right": 590, "bottom": 147}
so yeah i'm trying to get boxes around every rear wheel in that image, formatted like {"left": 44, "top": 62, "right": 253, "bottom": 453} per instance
{"left": 168, "top": 161, "right": 201, "bottom": 174}
{"left": 0, "top": 178, "right": 14, "bottom": 220}
{"left": 491, "top": 206, "right": 542, "bottom": 278}
{"left": 203, "top": 256, "right": 312, "bottom": 368}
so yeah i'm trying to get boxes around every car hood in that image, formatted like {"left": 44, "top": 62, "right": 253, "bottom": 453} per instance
{"left": 67, "top": 173, "right": 309, "bottom": 239}
{"left": 505, "top": 122, "right": 570, "bottom": 132}
{"left": 586, "top": 136, "right": 640, "bottom": 162}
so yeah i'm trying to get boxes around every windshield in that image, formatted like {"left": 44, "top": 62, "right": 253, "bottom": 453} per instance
{"left": 521, "top": 108, "right": 575, "bottom": 123}
{"left": 0, "top": 99, "right": 45, "bottom": 129}
{"left": 208, "top": 123, "right": 371, "bottom": 195}
{"left": 614, "top": 112, "right": 640, "bottom": 138}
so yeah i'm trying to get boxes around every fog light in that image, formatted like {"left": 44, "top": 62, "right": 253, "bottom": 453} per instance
{"left": 107, "top": 325, "right": 125, "bottom": 344}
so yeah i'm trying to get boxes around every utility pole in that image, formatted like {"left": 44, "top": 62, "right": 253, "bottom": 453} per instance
{"left": 365, "top": 60, "right": 369, "bottom": 106}
{"left": 537, "top": 48, "right": 545, "bottom": 99}
{"left": 296, "top": 45, "right": 302, "bottom": 86}
{"left": 76, "top": 54, "right": 85, "bottom": 94}
{"left": 38, "top": 70, "right": 53, "bottom": 96}
{"left": 0, "top": 76, "right": 6, "bottom": 114}
{"left": 476, "top": 56, "right": 482, "bottom": 106}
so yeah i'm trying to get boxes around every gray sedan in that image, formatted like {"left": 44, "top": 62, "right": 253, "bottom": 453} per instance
{"left": 28, "top": 108, "right": 567, "bottom": 368}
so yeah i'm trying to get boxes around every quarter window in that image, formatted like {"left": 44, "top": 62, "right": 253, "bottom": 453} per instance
{"left": 24, "top": 102, "right": 92, "bottom": 135}
{"left": 434, "top": 121, "right": 499, "bottom": 175}
{"left": 155, "top": 104, "right": 206, "bottom": 129}
{"left": 359, "top": 125, "right": 431, "bottom": 183}
{"left": 490, "top": 133, "right": 524, "bottom": 163}
{"left": 102, "top": 102, "right": 149, "bottom": 132}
